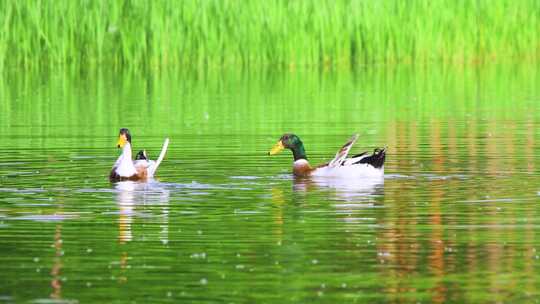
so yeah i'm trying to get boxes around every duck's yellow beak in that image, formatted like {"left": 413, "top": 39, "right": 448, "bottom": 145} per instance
{"left": 117, "top": 135, "right": 127, "bottom": 148}
{"left": 269, "top": 140, "right": 285, "bottom": 155}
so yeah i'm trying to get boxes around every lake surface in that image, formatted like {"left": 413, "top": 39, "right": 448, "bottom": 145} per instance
{"left": 1, "top": 65, "right": 540, "bottom": 303}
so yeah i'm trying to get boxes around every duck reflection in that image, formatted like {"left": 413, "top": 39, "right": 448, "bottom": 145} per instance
{"left": 293, "top": 176, "right": 384, "bottom": 202}
{"left": 270, "top": 188, "right": 285, "bottom": 241}
{"left": 50, "top": 224, "right": 63, "bottom": 299}
{"left": 114, "top": 180, "right": 170, "bottom": 283}
{"left": 115, "top": 180, "right": 171, "bottom": 244}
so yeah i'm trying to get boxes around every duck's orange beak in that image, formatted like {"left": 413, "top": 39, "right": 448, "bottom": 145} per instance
{"left": 269, "top": 140, "right": 285, "bottom": 155}
{"left": 117, "top": 134, "right": 127, "bottom": 148}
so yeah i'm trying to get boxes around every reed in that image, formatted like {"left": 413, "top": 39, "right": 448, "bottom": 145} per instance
{"left": 0, "top": 0, "right": 538, "bottom": 70}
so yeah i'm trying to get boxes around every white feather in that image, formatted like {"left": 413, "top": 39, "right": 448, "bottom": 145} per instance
{"left": 312, "top": 163, "right": 384, "bottom": 178}
{"left": 328, "top": 134, "right": 359, "bottom": 168}
{"left": 147, "top": 138, "right": 169, "bottom": 177}
{"left": 294, "top": 159, "right": 309, "bottom": 168}
{"left": 313, "top": 134, "right": 385, "bottom": 178}
{"left": 342, "top": 153, "right": 369, "bottom": 166}
{"left": 113, "top": 142, "right": 137, "bottom": 177}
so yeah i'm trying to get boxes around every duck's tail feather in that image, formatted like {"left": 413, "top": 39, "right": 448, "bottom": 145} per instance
{"left": 149, "top": 138, "right": 169, "bottom": 176}
{"left": 355, "top": 147, "right": 386, "bottom": 169}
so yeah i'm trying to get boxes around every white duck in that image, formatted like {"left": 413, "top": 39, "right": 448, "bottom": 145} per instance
{"left": 110, "top": 128, "right": 169, "bottom": 182}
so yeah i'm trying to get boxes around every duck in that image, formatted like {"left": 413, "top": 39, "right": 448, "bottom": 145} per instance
{"left": 109, "top": 128, "right": 169, "bottom": 182}
{"left": 268, "top": 133, "right": 386, "bottom": 178}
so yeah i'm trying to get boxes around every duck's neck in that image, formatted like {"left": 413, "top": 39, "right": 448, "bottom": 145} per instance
{"left": 114, "top": 142, "right": 138, "bottom": 177}
{"left": 291, "top": 143, "right": 307, "bottom": 161}
{"left": 121, "top": 142, "right": 133, "bottom": 161}
{"left": 291, "top": 143, "right": 312, "bottom": 177}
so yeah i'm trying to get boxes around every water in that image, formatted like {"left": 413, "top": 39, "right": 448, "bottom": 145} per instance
{"left": 1, "top": 65, "right": 540, "bottom": 303}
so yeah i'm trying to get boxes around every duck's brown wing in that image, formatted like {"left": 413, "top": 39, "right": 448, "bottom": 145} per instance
{"left": 327, "top": 134, "right": 359, "bottom": 168}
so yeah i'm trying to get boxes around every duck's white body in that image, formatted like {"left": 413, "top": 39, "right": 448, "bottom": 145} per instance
{"left": 113, "top": 142, "right": 138, "bottom": 177}
{"left": 290, "top": 134, "right": 386, "bottom": 178}
{"left": 111, "top": 138, "right": 169, "bottom": 181}
{"left": 311, "top": 162, "right": 384, "bottom": 178}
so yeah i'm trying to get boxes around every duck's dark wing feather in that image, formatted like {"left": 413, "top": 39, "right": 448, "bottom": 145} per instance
{"left": 345, "top": 148, "right": 386, "bottom": 168}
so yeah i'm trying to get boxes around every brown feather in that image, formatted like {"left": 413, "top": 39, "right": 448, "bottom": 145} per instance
{"left": 328, "top": 134, "right": 359, "bottom": 168}
{"left": 293, "top": 162, "right": 315, "bottom": 177}
{"left": 109, "top": 166, "right": 148, "bottom": 182}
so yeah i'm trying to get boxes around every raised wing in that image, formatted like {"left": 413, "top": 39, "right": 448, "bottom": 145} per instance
{"left": 328, "top": 134, "right": 359, "bottom": 168}
{"left": 147, "top": 138, "right": 169, "bottom": 177}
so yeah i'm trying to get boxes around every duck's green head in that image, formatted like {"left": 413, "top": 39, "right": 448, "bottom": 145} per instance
{"left": 269, "top": 134, "right": 307, "bottom": 160}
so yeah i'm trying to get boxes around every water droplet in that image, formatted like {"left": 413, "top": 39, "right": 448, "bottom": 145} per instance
{"left": 312, "top": 259, "right": 318, "bottom": 264}
{"left": 200, "top": 278, "right": 208, "bottom": 285}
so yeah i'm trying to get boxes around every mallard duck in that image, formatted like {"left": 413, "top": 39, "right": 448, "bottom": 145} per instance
{"left": 110, "top": 128, "right": 169, "bottom": 182}
{"left": 269, "top": 134, "right": 386, "bottom": 178}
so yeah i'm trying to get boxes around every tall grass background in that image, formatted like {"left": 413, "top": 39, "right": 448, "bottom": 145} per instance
{"left": 0, "top": 0, "right": 539, "bottom": 70}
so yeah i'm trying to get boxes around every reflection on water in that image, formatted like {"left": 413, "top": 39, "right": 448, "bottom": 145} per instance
{"left": 294, "top": 176, "right": 384, "bottom": 202}
{"left": 0, "top": 65, "right": 540, "bottom": 302}
{"left": 115, "top": 181, "right": 170, "bottom": 244}
{"left": 50, "top": 224, "right": 63, "bottom": 300}
{"left": 115, "top": 181, "right": 170, "bottom": 284}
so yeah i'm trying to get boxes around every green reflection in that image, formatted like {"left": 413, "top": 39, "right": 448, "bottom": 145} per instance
{"left": 0, "top": 65, "right": 540, "bottom": 303}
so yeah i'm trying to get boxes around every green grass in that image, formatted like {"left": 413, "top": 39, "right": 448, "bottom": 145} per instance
{"left": 0, "top": 0, "right": 539, "bottom": 70}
